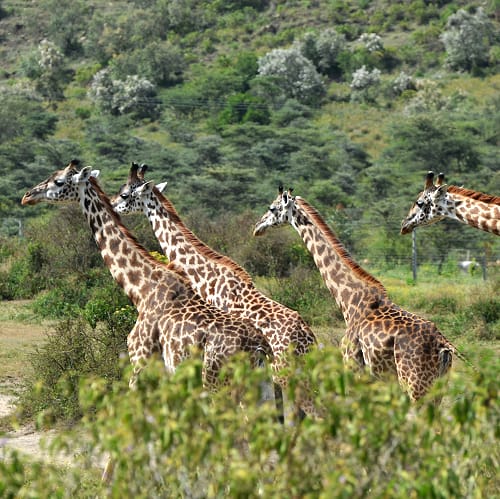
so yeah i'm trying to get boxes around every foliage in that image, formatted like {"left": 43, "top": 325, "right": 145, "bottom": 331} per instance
{"left": 257, "top": 46, "right": 326, "bottom": 105}
{"left": 109, "top": 41, "right": 186, "bottom": 87}
{"left": 440, "top": 7, "right": 494, "bottom": 72}
{"left": 88, "top": 69, "right": 160, "bottom": 118}
{"left": 216, "top": 92, "right": 270, "bottom": 127}
{"left": 298, "top": 28, "right": 348, "bottom": 79}
{"left": 2, "top": 350, "right": 498, "bottom": 497}
{"left": 18, "top": 307, "right": 130, "bottom": 422}
{"left": 32, "top": 39, "right": 69, "bottom": 101}
{"left": 349, "top": 65, "right": 381, "bottom": 102}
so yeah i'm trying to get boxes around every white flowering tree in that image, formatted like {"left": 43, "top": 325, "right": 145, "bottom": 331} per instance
{"left": 35, "top": 39, "right": 67, "bottom": 101}
{"left": 88, "top": 69, "right": 160, "bottom": 118}
{"left": 257, "top": 47, "right": 325, "bottom": 105}
{"left": 392, "top": 71, "right": 416, "bottom": 96}
{"left": 403, "top": 79, "right": 467, "bottom": 116}
{"left": 359, "top": 33, "right": 384, "bottom": 53}
{"left": 440, "top": 8, "right": 493, "bottom": 72}
{"left": 350, "top": 65, "right": 381, "bottom": 102}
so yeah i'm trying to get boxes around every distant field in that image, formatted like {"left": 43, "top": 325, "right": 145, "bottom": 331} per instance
{"left": 0, "top": 300, "right": 49, "bottom": 390}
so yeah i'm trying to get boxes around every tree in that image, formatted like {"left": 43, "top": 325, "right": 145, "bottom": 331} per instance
{"left": 35, "top": 39, "right": 68, "bottom": 102}
{"left": 257, "top": 47, "right": 325, "bottom": 105}
{"left": 298, "top": 29, "right": 347, "bottom": 79}
{"left": 440, "top": 7, "right": 493, "bottom": 72}
{"left": 88, "top": 69, "right": 160, "bottom": 119}
{"left": 350, "top": 65, "right": 381, "bottom": 103}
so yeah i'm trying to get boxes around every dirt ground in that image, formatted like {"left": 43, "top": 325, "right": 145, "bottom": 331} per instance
{"left": 0, "top": 390, "right": 71, "bottom": 465}
{"left": 0, "top": 301, "right": 84, "bottom": 466}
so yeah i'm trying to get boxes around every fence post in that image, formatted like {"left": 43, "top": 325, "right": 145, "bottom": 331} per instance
{"left": 482, "top": 247, "right": 487, "bottom": 281}
{"left": 412, "top": 229, "right": 417, "bottom": 282}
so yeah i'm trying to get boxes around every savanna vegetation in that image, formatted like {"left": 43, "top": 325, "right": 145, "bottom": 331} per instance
{"left": 0, "top": 0, "right": 498, "bottom": 496}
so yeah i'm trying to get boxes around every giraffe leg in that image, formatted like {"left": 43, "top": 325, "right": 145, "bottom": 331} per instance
{"left": 272, "top": 355, "right": 323, "bottom": 423}
{"left": 102, "top": 324, "right": 157, "bottom": 484}
{"left": 250, "top": 349, "right": 285, "bottom": 423}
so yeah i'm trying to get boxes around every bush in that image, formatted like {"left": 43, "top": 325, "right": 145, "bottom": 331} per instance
{"left": 349, "top": 65, "right": 381, "bottom": 102}
{"left": 299, "top": 29, "right": 347, "bottom": 79}
{"left": 3, "top": 349, "right": 497, "bottom": 496}
{"left": 0, "top": 242, "right": 48, "bottom": 299}
{"left": 18, "top": 314, "right": 129, "bottom": 423}
{"left": 259, "top": 264, "right": 342, "bottom": 328}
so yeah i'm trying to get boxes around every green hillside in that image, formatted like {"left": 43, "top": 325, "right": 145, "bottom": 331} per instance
{"left": 0, "top": 0, "right": 498, "bottom": 267}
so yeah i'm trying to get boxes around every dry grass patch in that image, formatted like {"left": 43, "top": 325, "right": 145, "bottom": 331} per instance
{"left": 0, "top": 300, "right": 48, "bottom": 384}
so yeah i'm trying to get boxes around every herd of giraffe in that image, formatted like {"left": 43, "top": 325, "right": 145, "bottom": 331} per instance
{"left": 21, "top": 162, "right": 498, "bottom": 474}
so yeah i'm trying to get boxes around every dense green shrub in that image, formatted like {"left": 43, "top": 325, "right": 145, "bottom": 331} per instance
{"left": 2, "top": 349, "right": 497, "bottom": 497}
{"left": 258, "top": 264, "right": 341, "bottom": 329}
{"left": 0, "top": 242, "right": 48, "bottom": 299}
{"left": 18, "top": 313, "right": 129, "bottom": 422}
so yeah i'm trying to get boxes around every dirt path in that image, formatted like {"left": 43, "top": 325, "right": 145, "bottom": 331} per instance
{"left": 0, "top": 392, "right": 73, "bottom": 465}
{"left": 0, "top": 300, "right": 103, "bottom": 468}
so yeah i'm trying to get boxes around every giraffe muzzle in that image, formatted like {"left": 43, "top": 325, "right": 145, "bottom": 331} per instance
{"left": 21, "top": 191, "right": 37, "bottom": 205}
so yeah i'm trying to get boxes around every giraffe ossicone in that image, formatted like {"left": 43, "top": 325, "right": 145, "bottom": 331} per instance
{"left": 401, "top": 171, "right": 500, "bottom": 236}
{"left": 254, "top": 185, "right": 468, "bottom": 402}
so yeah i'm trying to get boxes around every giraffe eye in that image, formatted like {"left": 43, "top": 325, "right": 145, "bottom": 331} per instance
{"left": 54, "top": 179, "right": 65, "bottom": 187}
{"left": 269, "top": 206, "right": 277, "bottom": 213}
{"left": 120, "top": 192, "right": 130, "bottom": 200}
{"left": 416, "top": 200, "right": 424, "bottom": 208}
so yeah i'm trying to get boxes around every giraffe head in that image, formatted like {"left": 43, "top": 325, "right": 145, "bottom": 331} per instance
{"left": 21, "top": 160, "right": 100, "bottom": 206}
{"left": 111, "top": 162, "right": 167, "bottom": 214}
{"left": 253, "top": 185, "right": 296, "bottom": 236}
{"left": 400, "top": 171, "right": 450, "bottom": 234}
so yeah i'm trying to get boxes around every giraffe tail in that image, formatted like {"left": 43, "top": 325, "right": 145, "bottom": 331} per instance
{"left": 438, "top": 348, "right": 453, "bottom": 378}
{"left": 440, "top": 337, "right": 478, "bottom": 373}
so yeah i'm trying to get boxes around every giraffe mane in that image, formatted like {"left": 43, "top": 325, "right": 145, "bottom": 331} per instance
{"left": 88, "top": 177, "right": 190, "bottom": 284}
{"left": 447, "top": 185, "right": 500, "bottom": 205}
{"left": 295, "top": 197, "right": 387, "bottom": 294}
{"left": 152, "top": 186, "right": 255, "bottom": 285}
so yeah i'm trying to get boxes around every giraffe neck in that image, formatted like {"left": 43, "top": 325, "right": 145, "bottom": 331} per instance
{"left": 291, "top": 197, "right": 387, "bottom": 325}
{"left": 446, "top": 186, "right": 500, "bottom": 235}
{"left": 139, "top": 189, "right": 315, "bottom": 348}
{"left": 142, "top": 188, "right": 254, "bottom": 309}
{"left": 81, "top": 178, "right": 180, "bottom": 309}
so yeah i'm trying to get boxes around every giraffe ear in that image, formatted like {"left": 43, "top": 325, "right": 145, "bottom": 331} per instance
{"left": 155, "top": 181, "right": 167, "bottom": 193}
{"left": 135, "top": 180, "right": 154, "bottom": 196}
{"left": 433, "top": 184, "right": 448, "bottom": 200}
{"left": 73, "top": 166, "right": 99, "bottom": 183}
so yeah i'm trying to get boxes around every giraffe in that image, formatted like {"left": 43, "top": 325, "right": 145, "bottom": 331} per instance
{"left": 253, "top": 185, "right": 467, "bottom": 401}
{"left": 21, "top": 162, "right": 275, "bottom": 482}
{"left": 21, "top": 160, "right": 274, "bottom": 385}
{"left": 109, "top": 162, "right": 321, "bottom": 421}
{"left": 401, "top": 171, "right": 500, "bottom": 236}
